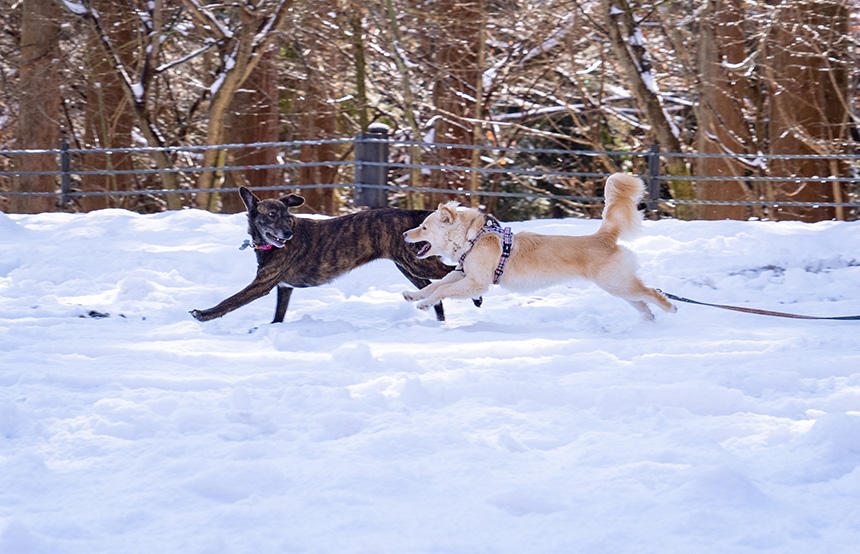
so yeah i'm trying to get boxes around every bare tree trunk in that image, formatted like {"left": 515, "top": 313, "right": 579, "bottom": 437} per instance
{"left": 12, "top": 0, "right": 61, "bottom": 213}
{"left": 186, "top": 0, "right": 294, "bottom": 211}
{"left": 602, "top": 0, "right": 694, "bottom": 219}
{"left": 428, "top": 0, "right": 482, "bottom": 207}
{"left": 467, "top": 0, "right": 487, "bottom": 209}
{"left": 694, "top": 0, "right": 756, "bottom": 220}
{"left": 221, "top": 49, "right": 282, "bottom": 213}
{"left": 350, "top": 2, "right": 369, "bottom": 133}
{"left": 81, "top": 0, "right": 136, "bottom": 211}
{"left": 384, "top": 0, "right": 424, "bottom": 209}
{"left": 194, "top": 29, "right": 256, "bottom": 212}
{"left": 298, "top": 83, "right": 339, "bottom": 215}
{"left": 73, "top": 1, "right": 183, "bottom": 210}
{"left": 765, "top": 0, "right": 848, "bottom": 222}
{"left": 288, "top": 1, "right": 341, "bottom": 215}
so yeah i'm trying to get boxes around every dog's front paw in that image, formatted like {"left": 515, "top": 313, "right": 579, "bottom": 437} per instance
{"left": 415, "top": 300, "right": 435, "bottom": 311}
{"left": 190, "top": 309, "right": 214, "bottom": 322}
{"left": 402, "top": 290, "right": 422, "bottom": 302}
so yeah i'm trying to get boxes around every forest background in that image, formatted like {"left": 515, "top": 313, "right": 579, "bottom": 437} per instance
{"left": 1, "top": 0, "right": 858, "bottom": 222}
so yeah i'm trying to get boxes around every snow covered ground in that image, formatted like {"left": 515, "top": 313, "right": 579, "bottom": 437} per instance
{"left": 1, "top": 207, "right": 859, "bottom": 553}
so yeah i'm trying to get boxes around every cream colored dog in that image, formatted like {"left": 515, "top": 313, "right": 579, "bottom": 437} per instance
{"left": 402, "top": 173, "right": 676, "bottom": 320}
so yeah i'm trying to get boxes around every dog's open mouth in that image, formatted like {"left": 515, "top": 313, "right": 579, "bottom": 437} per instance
{"left": 264, "top": 231, "right": 288, "bottom": 248}
{"left": 415, "top": 242, "right": 431, "bottom": 258}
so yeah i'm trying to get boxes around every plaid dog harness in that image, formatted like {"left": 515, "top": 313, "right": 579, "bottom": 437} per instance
{"left": 493, "top": 226, "right": 513, "bottom": 284}
{"left": 456, "top": 217, "right": 513, "bottom": 285}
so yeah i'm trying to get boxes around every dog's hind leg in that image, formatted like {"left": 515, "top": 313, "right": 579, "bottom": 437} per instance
{"left": 626, "top": 300, "right": 655, "bottom": 321}
{"left": 596, "top": 274, "right": 676, "bottom": 319}
{"left": 272, "top": 285, "right": 294, "bottom": 323}
{"left": 396, "top": 263, "right": 445, "bottom": 321}
{"left": 646, "top": 287, "right": 677, "bottom": 313}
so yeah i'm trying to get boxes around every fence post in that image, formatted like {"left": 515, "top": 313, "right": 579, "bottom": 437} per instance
{"left": 59, "top": 140, "right": 71, "bottom": 208}
{"left": 646, "top": 143, "right": 661, "bottom": 219}
{"left": 354, "top": 123, "right": 390, "bottom": 208}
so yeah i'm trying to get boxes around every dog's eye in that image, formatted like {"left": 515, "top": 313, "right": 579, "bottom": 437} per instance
{"left": 267, "top": 212, "right": 276, "bottom": 219}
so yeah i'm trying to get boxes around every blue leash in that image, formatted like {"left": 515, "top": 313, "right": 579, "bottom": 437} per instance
{"left": 658, "top": 290, "right": 860, "bottom": 321}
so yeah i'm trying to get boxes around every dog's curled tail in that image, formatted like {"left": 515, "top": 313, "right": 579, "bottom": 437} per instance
{"left": 597, "top": 173, "right": 645, "bottom": 242}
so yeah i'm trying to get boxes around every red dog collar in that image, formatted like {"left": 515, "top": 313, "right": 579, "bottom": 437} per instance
{"left": 239, "top": 239, "right": 275, "bottom": 251}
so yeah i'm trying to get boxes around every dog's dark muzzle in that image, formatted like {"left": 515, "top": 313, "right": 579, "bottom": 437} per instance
{"left": 264, "top": 229, "right": 293, "bottom": 247}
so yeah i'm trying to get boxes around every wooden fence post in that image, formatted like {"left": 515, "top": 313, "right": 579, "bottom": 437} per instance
{"left": 354, "top": 124, "right": 389, "bottom": 208}
{"left": 59, "top": 140, "right": 71, "bottom": 208}
{"left": 646, "top": 143, "right": 661, "bottom": 219}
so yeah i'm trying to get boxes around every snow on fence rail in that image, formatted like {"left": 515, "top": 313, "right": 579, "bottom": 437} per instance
{"left": 1, "top": 133, "right": 859, "bottom": 214}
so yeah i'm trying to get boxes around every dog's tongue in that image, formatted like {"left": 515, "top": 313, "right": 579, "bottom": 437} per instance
{"left": 417, "top": 243, "right": 431, "bottom": 257}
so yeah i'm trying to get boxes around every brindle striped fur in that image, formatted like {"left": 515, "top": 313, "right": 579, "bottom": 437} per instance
{"left": 190, "top": 187, "right": 471, "bottom": 323}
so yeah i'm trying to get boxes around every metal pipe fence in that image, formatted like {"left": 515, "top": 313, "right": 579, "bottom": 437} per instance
{"left": 2, "top": 133, "right": 859, "bottom": 216}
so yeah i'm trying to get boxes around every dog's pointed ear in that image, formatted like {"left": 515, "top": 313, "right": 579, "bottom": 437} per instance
{"left": 239, "top": 187, "right": 259, "bottom": 212}
{"left": 438, "top": 201, "right": 458, "bottom": 224}
{"left": 279, "top": 194, "right": 305, "bottom": 208}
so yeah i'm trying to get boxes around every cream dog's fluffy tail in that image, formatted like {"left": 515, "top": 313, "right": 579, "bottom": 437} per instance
{"left": 597, "top": 173, "right": 645, "bottom": 241}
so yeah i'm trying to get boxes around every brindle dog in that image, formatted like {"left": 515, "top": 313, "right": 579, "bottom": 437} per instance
{"left": 190, "top": 187, "right": 477, "bottom": 323}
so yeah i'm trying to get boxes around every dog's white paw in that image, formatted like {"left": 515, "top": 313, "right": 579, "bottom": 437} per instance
{"left": 415, "top": 300, "right": 434, "bottom": 311}
{"left": 402, "top": 291, "right": 421, "bottom": 302}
